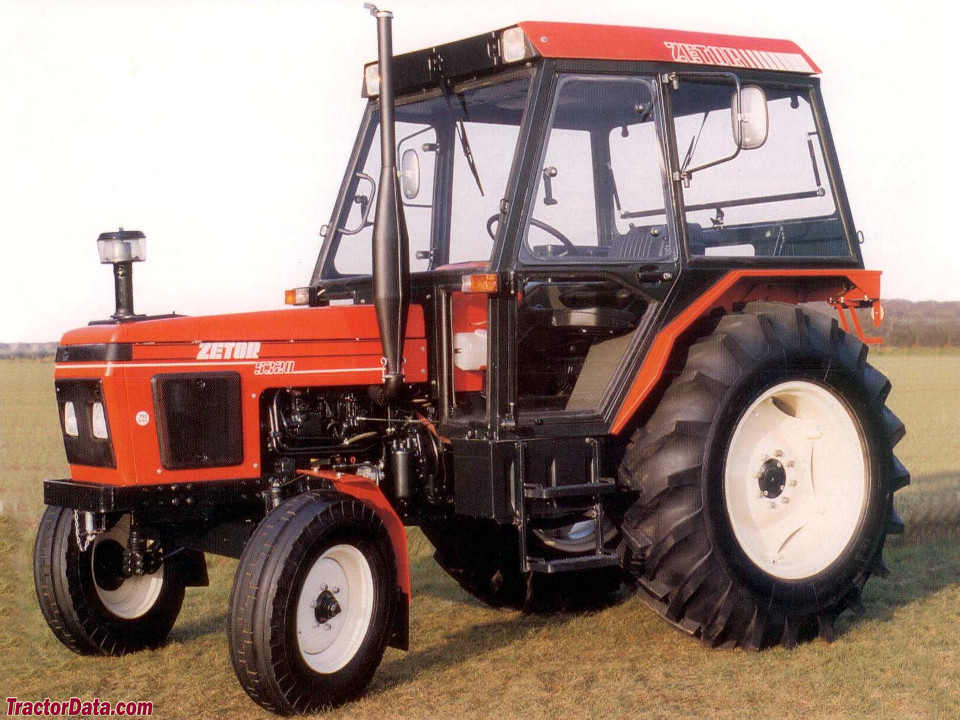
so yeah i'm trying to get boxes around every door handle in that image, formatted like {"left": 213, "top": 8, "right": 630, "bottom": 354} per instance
{"left": 638, "top": 267, "right": 675, "bottom": 284}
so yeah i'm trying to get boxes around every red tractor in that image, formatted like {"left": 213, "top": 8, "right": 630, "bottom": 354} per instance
{"left": 35, "top": 8, "right": 908, "bottom": 715}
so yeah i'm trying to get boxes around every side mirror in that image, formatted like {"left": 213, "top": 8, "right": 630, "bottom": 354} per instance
{"left": 400, "top": 148, "right": 421, "bottom": 199}
{"left": 341, "top": 172, "right": 376, "bottom": 236}
{"left": 732, "top": 85, "right": 768, "bottom": 150}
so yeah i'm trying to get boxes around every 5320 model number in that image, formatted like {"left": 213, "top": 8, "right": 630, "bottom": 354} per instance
{"left": 253, "top": 360, "right": 296, "bottom": 375}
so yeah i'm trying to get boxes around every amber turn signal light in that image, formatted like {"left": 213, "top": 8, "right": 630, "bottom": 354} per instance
{"left": 285, "top": 287, "right": 311, "bottom": 306}
{"left": 460, "top": 273, "right": 499, "bottom": 294}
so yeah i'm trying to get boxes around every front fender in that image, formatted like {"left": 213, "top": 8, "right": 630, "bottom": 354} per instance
{"left": 304, "top": 469, "right": 410, "bottom": 651}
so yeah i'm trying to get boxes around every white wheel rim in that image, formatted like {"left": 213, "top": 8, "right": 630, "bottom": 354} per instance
{"left": 724, "top": 380, "right": 868, "bottom": 580}
{"left": 296, "top": 544, "right": 374, "bottom": 674}
{"left": 92, "top": 515, "right": 164, "bottom": 619}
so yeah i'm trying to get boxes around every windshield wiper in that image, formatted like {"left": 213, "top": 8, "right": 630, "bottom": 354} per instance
{"left": 432, "top": 55, "right": 484, "bottom": 196}
{"left": 680, "top": 111, "right": 709, "bottom": 177}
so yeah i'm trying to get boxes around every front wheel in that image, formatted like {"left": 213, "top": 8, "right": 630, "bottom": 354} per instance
{"left": 228, "top": 492, "right": 397, "bottom": 715}
{"left": 33, "top": 506, "right": 186, "bottom": 655}
{"left": 618, "top": 303, "right": 909, "bottom": 648}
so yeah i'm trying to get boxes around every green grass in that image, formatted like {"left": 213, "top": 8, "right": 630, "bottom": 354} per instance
{"left": 1, "top": 354, "right": 959, "bottom": 719}
{"left": 869, "top": 353, "right": 960, "bottom": 538}
{"left": 871, "top": 352, "right": 960, "bottom": 485}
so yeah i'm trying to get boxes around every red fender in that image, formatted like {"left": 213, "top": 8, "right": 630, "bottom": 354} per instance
{"left": 610, "top": 269, "right": 883, "bottom": 434}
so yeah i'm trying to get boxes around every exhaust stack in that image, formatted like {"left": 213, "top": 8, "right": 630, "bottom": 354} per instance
{"left": 366, "top": 4, "right": 410, "bottom": 404}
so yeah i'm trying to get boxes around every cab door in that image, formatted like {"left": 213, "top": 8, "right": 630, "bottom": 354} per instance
{"left": 510, "top": 73, "right": 677, "bottom": 419}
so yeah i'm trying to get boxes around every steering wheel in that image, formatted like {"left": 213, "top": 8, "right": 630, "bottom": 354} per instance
{"left": 486, "top": 215, "right": 577, "bottom": 257}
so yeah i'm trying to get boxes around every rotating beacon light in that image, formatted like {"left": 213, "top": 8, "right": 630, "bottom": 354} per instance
{"left": 97, "top": 228, "right": 146, "bottom": 320}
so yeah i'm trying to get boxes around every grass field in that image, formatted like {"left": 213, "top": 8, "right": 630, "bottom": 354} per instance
{"left": 2, "top": 354, "right": 959, "bottom": 720}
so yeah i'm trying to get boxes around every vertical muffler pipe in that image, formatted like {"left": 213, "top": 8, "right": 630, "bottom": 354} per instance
{"left": 366, "top": 4, "right": 410, "bottom": 404}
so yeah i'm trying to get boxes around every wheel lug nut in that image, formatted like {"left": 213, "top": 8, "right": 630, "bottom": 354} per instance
{"left": 331, "top": 587, "right": 340, "bottom": 594}
{"left": 323, "top": 623, "right": 332, "bottom": 631}
{"left": 782, "top": 497, "right": 790, "bottom": 504}
{"left": 788, "top": 480, "right": 797, "bottom": 487}
{"left": 774, "top": 449, "right": 784, "bottom": 458}
{"left": 769, "top": 501, "right": 777, "bottom": 509}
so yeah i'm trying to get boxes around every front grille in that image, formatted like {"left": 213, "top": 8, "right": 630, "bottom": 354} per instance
{"left": 152, "top": 373, "right": 243, "bottom": 470}
{"left": 55, "top": 379, "right": 115, "bottom": 468}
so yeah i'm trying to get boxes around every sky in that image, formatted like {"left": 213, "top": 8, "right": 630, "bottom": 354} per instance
{"left": 0, "top": 0, "right": 953, "bottom": 342}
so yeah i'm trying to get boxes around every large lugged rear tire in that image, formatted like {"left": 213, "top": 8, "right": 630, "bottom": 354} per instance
{"left": 618, "top": 303, "right": 909, "bottom": 649}
{"left": 33, "top": 506, "right": 186, "bottom": 655}
{"left": 228, "top": 491, "right": 397, "bottom": 715}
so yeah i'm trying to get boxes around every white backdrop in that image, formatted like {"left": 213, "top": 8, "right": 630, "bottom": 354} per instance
{"left": 0, "top": 0, "right": 951, "bottom": 342}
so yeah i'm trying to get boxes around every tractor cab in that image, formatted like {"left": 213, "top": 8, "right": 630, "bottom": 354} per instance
{"left": 307, "top": 21, "right": 859, "bottom": 430}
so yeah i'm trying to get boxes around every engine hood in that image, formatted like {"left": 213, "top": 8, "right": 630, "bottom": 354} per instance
{"left": 55, "top": 304, "right": 428, "bottom": 387}
{"left": 52, "top": 304, "right": 429, "bottom": 488}
{"left": 59, "top": 305, "right": 424, "bottom": 347}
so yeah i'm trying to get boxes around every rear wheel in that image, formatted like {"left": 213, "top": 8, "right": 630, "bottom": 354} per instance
{"left": 724, "top": 380, "right": 869, "bottom": 580}
{"left": 618, "top": 303, "right": 908, "bottom": 648}
{"left": 33, "top": 506, "right": 185, "bottom": 655}
{"left": 228, "top": 492, "right": 397, "bottom": 715}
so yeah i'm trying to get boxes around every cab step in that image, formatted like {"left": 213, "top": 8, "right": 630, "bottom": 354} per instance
{"left": 523, "top": 478, "right": 616, "bottom": 500}
{"left": 526, "top": 552, "right": 621, "bottom": 574}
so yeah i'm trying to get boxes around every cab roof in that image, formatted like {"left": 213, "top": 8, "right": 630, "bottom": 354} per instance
{"left": 365, "top": 20, "right": 819, "bottom": 99}
{"left": 516, "top": 21, "right": 819, "bottom": 74}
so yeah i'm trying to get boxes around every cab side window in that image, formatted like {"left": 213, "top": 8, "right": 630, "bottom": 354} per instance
{"left": 335, "top": 121, "right": 437, "bottom": 275}
{"left": 520, "top": 75, "right": 673, "bottom": 264}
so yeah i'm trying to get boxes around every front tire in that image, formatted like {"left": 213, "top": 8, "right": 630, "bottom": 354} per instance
{"left": 228, "top": 492, "right": 397, "bottom": 715}
{"left": 618, "top": 303, "right": 909, "bottom": 648}
{"left": 33, "top": 506, "right": 186, "bottom": 655}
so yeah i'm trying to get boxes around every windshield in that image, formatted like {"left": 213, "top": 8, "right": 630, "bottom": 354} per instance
{"left": 319, "top": 73, "right": 533, "bottom": 278}
{"left": 669, "top": 81, "right": 850, "bottom": 258}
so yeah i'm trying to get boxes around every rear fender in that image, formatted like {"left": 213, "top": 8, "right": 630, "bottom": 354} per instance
{"left": 610, "top": 268, "right": 883, "bottom": 434}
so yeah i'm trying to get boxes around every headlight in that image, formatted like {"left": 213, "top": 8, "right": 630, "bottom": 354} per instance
{"left": 363, "top": 63, "right": 380, "bottom": 97}
{"left": 501, "top": 26, "right": 536, "bottom": 63}
{"left": 91, "top": 402, "right": 109, "bottom": 439}
{"left": 63, "top": 402, "right": 79, "bottom": 437}
{"left": 55, "top": 380, "right": 115, "bottom": 468}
